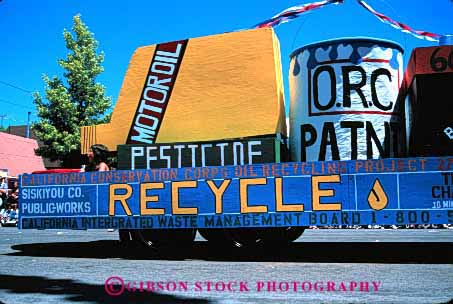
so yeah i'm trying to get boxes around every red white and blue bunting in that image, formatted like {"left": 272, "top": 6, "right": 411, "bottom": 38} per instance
{"left": 356, "top": 0, "right": 441, "bottom": 42}
{"left": 255, "top": 0, "right": 444, "bottom": 43}
{"left": 255, "top": 0, "right": 343, "bottom": 29}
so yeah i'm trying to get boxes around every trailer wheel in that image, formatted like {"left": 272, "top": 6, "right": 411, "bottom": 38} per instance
{"left": 118, "top": 229, "right": 142, "bottom": 248}
{"left": 225, "top": 229, "right": 263, "bottom": 248}
{"left": 198, "top": 228, "right": 262, "bottom": 248}
{"left": 198, "top": 229, "right": 228, "bottom": 244}
{"left": 260, "top": 227, "right": 305, "bottom": 244}
{"left": 118, "top": 229, "right": 132, "bottom": 242}
{"left": 214, "top": 227, "right": 305, "bottom": 248}
{"left": 137, "top": 229, "right": 196, "bottom": 249}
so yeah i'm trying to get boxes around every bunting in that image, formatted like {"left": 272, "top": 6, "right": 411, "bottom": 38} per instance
{"left": 356, "top": 0, "right": 441, "bottom": 42}
{"left": 255, "top": 0, "right": 343, "bottom": 28}
{"left": 255, "top": 0, "right": 444, "bottom": 43}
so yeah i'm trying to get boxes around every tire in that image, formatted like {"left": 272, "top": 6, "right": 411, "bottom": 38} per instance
{"left": 198, "top": 229, "right": 229, "bottom": 244}
{"left": 259, "top": 227, "right": 305, "bottom": 244}
{"left": 136, "top": 228, "right": 196, "bottom": 250}
{"left": 200, "top": 226, "right": 305, "bottom": 248}
{"left": 118, "top": 229, "right": 132, "bottom": 242}
{"left": 223, "top": 227, "right": 305, "bottom": 248}
{"left": 118, "top": 229, "right": 144, "bottom": 251}
{"left": 225, "top": 228, "right": 264, "bottom": 248}
{"left": 199, "top": 228, "right": 263, "bottom": 248}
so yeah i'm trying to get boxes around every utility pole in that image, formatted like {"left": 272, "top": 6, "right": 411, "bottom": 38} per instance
{"left": 0, "top": 114, "right": 5, "bottom": 129}
{"left": 26, "top": 111, "right": 31, "bottom": 138}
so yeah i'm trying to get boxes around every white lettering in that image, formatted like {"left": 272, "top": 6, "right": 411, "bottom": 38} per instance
{"left": 188, "top": 144, "right": 198, "bottom": 167}
{"left": 248, "top": 141, "right": 262, "bottom": 164}
{"left": 146, "top": 147, "right": 158, "bottom": 169}
{"left": 131, "top": 147, "right": 144, "bottom": 170}
{"left": 160, "top": 146, "right": 171, "bottom": 168}
{"left": 201, "top": 144, "right": 213, "bottom": 167}
{"left": 216, "top": 143, "right": 228, "bottom": 166}
{"left": 233, "top": 142, "right": 244, "bottom": 165}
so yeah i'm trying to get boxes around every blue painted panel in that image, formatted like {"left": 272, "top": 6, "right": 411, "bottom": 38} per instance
{"left": 18, "top": 157, "right": 453, "bottom": 229}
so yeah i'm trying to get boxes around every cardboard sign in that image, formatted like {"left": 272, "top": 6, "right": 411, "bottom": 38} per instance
{"left": 18, "top": 157, "right": 453, "bottom": 229}
{"left": 80, "top": 28, "right": 287, "bottom": 153}
{"left": 117, "top": 136, "right": 287, "bottom": 170}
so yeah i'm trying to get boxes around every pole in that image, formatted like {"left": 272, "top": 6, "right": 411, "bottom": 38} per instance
{"left": 26, "top": 111, "right": 31, "bottom": 138}
{"left": 0, "top": 114, "right": 5, "bottom": 129}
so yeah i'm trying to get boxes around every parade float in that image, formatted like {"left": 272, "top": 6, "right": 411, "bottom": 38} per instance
{"left": 18, "top": 0, "right": 453, "bottom": 250}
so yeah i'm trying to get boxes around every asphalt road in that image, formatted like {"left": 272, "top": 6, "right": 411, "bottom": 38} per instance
{"left": 0, "top": 227, "right": 452, "bottom": 304}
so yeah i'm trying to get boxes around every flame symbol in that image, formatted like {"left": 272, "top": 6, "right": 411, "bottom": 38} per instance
{"left": 367, "top": 179, "right": 388, "bottom": 211}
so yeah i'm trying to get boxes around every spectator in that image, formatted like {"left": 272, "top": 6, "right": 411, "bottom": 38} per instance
{"left": 0, "top": 177, "right": 7, "bottom": 189}
{"left": 85, "top": 144, "right": 110, "bottom": 172}
{"left": 0, "top": 177, "right": 8, "bottom": 208}
{"left": 6, "top": 181, "right": 19, "bottom": 207}
{"left": 0, "top": 208, "right": 6, "bottom": 221}
{"left": 9, "top": 204, "right": 18, "bottom": 220}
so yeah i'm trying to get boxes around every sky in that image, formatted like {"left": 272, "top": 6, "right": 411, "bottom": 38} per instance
{"left": 0, "top": 0, "right": 452, "bottom": 127}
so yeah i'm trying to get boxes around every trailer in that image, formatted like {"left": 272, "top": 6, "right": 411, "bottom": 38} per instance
{"left": 18, "top": 28, "right": 453, "bottom": 250}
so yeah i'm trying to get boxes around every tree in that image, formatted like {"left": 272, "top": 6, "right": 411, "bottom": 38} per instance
{"left": 33, "top": 15, "right": 111, "bottom": 167}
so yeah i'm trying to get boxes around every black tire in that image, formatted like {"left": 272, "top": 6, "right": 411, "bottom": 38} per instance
{"left": 259, "top": 227, "right": 305, "bottom": 244}
{"left": 225, "top": 228, "right": 264, "bottom": 248}
{"left": 199, "top": 228, "right": 264, "bottom": 248}
{"left": 136, "top": 228, "right": 196, "bottom": 250}
{"left": 198, "top": 228, "right": 229, "bottom": 244}
{"left": 118, "top": 229, "right": 132, "bottom": 242}
{"left": 222, "top": 227, "right": 305, "bottom": 248}
{"left": 118, "top": 229, "right": 143, "bottom": 250}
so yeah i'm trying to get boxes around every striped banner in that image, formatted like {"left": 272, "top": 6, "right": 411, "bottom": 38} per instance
{"left": 357, "top": 0, "right": 442, "bottom": 42}
{"left": 255, "top": 0, "right": 343, "bottom": 28}
{"left": 255, "top": 1, "right": 444, "bottom": 43}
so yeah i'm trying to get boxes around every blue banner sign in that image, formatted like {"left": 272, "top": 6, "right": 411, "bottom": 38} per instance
{"left": 19, "top": 157, "right": 453, "bottom": 229}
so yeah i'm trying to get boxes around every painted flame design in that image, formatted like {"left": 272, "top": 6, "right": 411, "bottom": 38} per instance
{"left": 367, "top": 179, "right": 388, "bottom": 211}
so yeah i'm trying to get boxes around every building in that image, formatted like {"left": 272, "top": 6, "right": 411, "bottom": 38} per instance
{"left": 4, "top": 125, "right": 61, "bottom": 169}
{"left": 0, "top": 132, "right": 46, "bottom": 176}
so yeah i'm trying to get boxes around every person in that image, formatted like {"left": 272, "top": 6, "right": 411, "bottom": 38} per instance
{"left": 0, "top": 177, "right": 8, "bottom": 208}
{"left": 0, "top": 177, "right": 7, "bottom": 190}
{"left": 85, "top": 144, "right": 110, "bottom": 172}
{"left": 85, "top": 144, "right": 115, "bottom": 233}
{"left": 6, "top": 181, "right": 19, "bottom": 207}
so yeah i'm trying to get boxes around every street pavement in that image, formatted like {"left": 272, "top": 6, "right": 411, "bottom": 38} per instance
{"left": 0, "top": 227, "right": 452, "bottom": 303}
